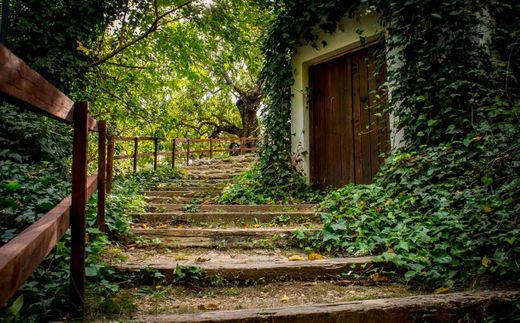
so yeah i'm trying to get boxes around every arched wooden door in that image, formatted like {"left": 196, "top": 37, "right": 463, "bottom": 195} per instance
{"left": 309, "top": 44, "right": 389, "bottom": 189}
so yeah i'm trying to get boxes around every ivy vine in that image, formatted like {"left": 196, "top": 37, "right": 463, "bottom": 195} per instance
{"left": 222, "top": 0, "right": 520, "bottom": 287}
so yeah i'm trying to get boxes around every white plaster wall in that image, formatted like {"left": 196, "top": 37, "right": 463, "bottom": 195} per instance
{"left": 290, "top": 10, "right": 404, "bottom": 179}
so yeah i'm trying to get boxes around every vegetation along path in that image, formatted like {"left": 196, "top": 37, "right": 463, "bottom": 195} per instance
{"left": 94, "top": 155, "right": 519, "bottom": 322}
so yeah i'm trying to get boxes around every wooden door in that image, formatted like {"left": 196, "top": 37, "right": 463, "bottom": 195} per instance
{"left": 310, "top": 44, "right": 388, "bottom": 189}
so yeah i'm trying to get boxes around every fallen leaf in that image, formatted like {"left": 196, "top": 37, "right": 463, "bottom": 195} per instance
{"left": 370, "top": 273, "right": 389, "bottom": 282}
{"left": 307, "top": 252, "right": 324, "bottom": 260}
{"left": 288, "top": 255, "right": 306, "bottom": 261}
{"left": 304, "top": 282, "right": 318, "bottom": 286}
{"left": 481, "top": 256, "right": 490, "bottom": 267}
{"left": 197, "top": 303, "right": 219, "bottom": 310}
{"left": 174, "top": 254, "right": 190, "bottom": 261}
{"left": 280, "top": 295, "right": 289, "bottom": 302}
{"left": 155, "top": 285, "right": 163, "bottom": 289}
{"left": 195, "top": 257, "right": 210, "bottom": 263}
{"left": 482, "top": 206, "right": 493, "bottom": 214}
{"left": 434, "top": 287, "right": 450, "bottom": 294}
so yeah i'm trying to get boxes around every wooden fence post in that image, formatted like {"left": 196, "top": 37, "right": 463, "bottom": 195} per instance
{"left": 239, "top": 137, "right": 245, "bottom": 155}
{"left": 106, "top": 136, "right": 115, "bottom": 195}
{"left": 171, "top": 138, "right": 176, "bottom": 169}
{"left": 209, "top": 138, "right": 213, "bottom": 159}
{"left": 153, "top": 137, "right": 158, "bottom": 170}
{"left": 70, "top": 101, "right": 88, "bottom": 317}
{"left": 133, "top": 137, "right": 138, "bottom": 173}
{"left": 186, "top": 139, "right": 190, "bottom": 166}
{"left": 97, "top": 121, "right": 106, "bottom": 232}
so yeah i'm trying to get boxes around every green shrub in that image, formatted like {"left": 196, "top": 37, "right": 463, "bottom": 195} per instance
{"left": 303, "top": 103, "right": 520, "bottom": 288}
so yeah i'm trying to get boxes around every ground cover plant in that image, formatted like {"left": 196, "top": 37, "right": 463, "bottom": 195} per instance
{"left": 0, "top": 166, "right": 182, "bottom": 321}
{"left": 223, "top": 0, "right": 520, "bottom": 289}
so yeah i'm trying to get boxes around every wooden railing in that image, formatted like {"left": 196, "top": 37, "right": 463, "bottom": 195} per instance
{"left": 0, "top": 44, "right": 107, "bottom": 317}
{"left": 109, "top": 136, "right": 259, "bottom": 178}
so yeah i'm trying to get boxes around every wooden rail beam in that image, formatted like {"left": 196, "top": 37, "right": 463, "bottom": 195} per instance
{"left": 0, "top": 174, "right": 98, "bottom": 308}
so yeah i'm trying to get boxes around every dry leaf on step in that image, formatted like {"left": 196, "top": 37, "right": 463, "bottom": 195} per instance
{"left": 280, "top": 295, "right": 289, "bottom": 302}
{"left": 288, "top": 255, "right": 305, "bottom": 261}
{"left": 307, "top": 252, "right": 324, "bottom": 260}
{"left": 369, "top": 273, "right": 389, "bottom": 282}
{"left": 195, "top": 257, "right": 210, "bottom": 263}
{"left": 434, "top": 287, "right": 450, "bottom": 294}
{"left": 197, "top": 303, "right": 219, "bottom": 310}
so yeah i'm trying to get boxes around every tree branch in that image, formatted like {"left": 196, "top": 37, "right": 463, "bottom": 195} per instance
{"left": 87, "top": 0, "right": 194, "bottom": 68}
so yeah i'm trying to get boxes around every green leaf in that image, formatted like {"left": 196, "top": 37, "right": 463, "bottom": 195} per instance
{"left": 481, "top": 176, "right": 493, "bottom": 186}
{"left": 4, "top": 180, "right": 22, "bottom": 191}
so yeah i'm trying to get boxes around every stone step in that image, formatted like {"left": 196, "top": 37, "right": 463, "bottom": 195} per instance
{"left": 149, "top": 187, "right": 220, "bottom": 192}
{"left": 155, "top": 179, "right": 232, "bottom": 189}
{"left": 184, "top": 173, "right": 240, "bottom": 180}
{"left": 148, "top": 204, "right": 317, "bottom": 213}
{"left": 132, "top": 211, "right": 320, "bottom": 225}
{"left": 145, "top": 190, "right": 220, "bottom": 198}
{"left": 145, "top": 196, "right": 217, "bottom": 204}
{"left": 132, "top": 290, "right": 519, "bottom": 323}
{"left": 131, "top": 227, "right": 314, "bottom": 248}
{"left": 188, "top": 155, "right": 256, "bottom": 167}
{"left": 115, "top": 247, "right": 373, "bottom": 282}
{"left": 184, "top": 163, "right": 251, "bottom": 171}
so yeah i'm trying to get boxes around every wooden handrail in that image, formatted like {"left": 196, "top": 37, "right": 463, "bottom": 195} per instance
{"left": 0, "top": 45, "right": 107, "bottom": 316}
{"left": 0, "top": 174, "right": 98, "bottom": 307}
{"left": 108, "top": 137, "right": 260, "bottom": 176}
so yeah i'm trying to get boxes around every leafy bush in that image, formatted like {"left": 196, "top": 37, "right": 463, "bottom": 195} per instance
{"left": 218, "top": 163, "right": 319, "bottom": 204}
{"left": 0, "top": 166, "right": 181, "bottom": 321}
{"left": 303, "top": 102, "right": 520, "bottom": 288}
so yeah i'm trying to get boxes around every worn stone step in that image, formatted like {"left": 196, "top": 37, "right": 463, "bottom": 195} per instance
{"left": 189, "top": 155, "right": 256, "bottom": 167}
{"left": 185, "top": 173, "right": 240, "bottom": 180}
{"left": 155, "top": 179, "right": 232, "bottom": 190}
{"left": 131, "top": 227, "right": 314, "bottom": 248}
{"left": 145, "top": 190, "right": 220, "bottom": 198}
{"left": 115, "top": 247, "right": 373, "bottom": 282}
{"left": 145, "top": 196, "right": 217, "bottom": 204}
{"left": 184, "top": 163, "right": 251, "bottom": 171}
{"left": 132, "top": 211, "right": 319, "bottom": 225}
{"left": 132, "top": 289, "right": 519, "bottom": 323}
{"left": 148, "top": 187, "right": 220, "bottom": 193}
{"left": 148, "top": 204, "right": 317, "bottom": 213}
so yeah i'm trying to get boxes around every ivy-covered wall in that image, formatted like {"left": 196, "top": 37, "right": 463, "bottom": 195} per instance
{"left": 257, "top": 0, "right": 519, "bottom": 182}
{"left": 244, "top": 0, "right": 519, "bottom": 287}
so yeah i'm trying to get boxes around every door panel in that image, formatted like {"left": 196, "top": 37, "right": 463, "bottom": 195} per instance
{"left": 310, "top": 44, "right": 388, "bottom": 189}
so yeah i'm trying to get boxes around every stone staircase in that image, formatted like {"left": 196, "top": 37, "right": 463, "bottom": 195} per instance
{"left": 102, "top": 155, "right": 515, "bottom": 322}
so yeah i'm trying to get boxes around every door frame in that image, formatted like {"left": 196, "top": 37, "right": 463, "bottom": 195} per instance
{"left": 308, "top": 39, "right": 383, "bottom": 187}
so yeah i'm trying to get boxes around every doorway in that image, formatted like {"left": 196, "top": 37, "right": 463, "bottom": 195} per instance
{"left": 309, "top": 44, "right": 389, "bottom": 189}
